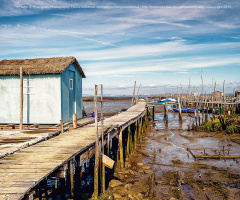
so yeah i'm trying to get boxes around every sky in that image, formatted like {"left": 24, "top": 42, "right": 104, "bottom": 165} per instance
{"left": 0, "top": 0, "right": 240, "bottom": 96}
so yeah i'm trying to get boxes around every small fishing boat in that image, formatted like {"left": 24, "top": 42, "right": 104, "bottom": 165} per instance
{"left": 173, "top": 107, "right": 198, "bottom": 113}
{"left": 148, "top": 98, "right": 178, "bottom": 105}
{"left": 88, "top": 112, "right": 100, "bottom": 118}
{"left": 198, "top": 107, "right": 207, "bottom": 112}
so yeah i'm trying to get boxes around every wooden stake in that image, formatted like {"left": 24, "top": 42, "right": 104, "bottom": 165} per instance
{"left": 152, "top": 106, "right": 155, "bottom": 121}
{"left": 94, "top": 85, "right": 99, "bottom": 200}
{"left": 136, "top": 84, "right": 141, "bottom": 103}
{"left": 119, "top": 127, "right": 124, "bottom": 169}
{"left": 194, "top": 110, "right": 197, "bottom": 126}
{"left": 107, "top": 132, "right": 110, "bottom": 156}
{"left": 139, "top": 118, "right": 142, "bottom": 144}
{"left": 213, "top": 108, "right": 215, "bottom": 120}
{"left": 20, "top": 67, "right": 23, "bottom": 130}
{"left": 165, "top": 104, "right": 168, "bottom": 124}
{"left": 100, "top": 84, "right": 105, "bottom": 193}
{"left": 73, "top": 113, "right": 77, "bottom": 129}
{"left": 60, "top": 120, "right": 64, "bottom": 134}
{"left": 178, "top": 97, "right": 182, "bottom": 123}
{"left": 131, "top": 81, "right": 136, "bottom": 106}
{"left": 198, "top": 111, "right": 201, "bottom": 125}
{"left": 55, "top": 179, "right": 58, "bottom": 190}
{"left": 127, "top": 129, "right": 130, "bottom": 155}
{"left": 69, "top": 159, "right": 74, "bottom": 198}
{"left": 134, "top": 123, "right": 137, "bottom": 148}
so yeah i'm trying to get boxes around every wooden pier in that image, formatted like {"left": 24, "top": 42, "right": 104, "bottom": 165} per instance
{"left": 0, "top": 102, "right": 147, "bottom": 200}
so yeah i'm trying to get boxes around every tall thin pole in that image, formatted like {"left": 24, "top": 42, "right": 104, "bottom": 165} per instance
{"left": 94, "top": 85, "right": 99, "bottom": 200}
{"left": 101, "top": 84, "right": 105, "bottom": 193}
{"left": 131, "top": 81, "right": 136, "bottom": 106}
{"left": 212, "top": 78, "right": 213, "bottom": 95}
{"left": 189, "top": 78, "right": 190, "bottom": 97}
{"left": 20, "top": 67, "right": 23, "bottom": 130}
{"left": 214, "top": 79, "right": 217, "bottom": 93}
{"left": 201, "top": 70, "right": 203, "bottom": 95}
{"left": 223, "top": 80, "right": 225, "bottom": 102}
{"left": 136, "top": 84, "right": 141, "bottom": 102}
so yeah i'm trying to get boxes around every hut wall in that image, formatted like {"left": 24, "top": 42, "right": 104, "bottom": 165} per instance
{"left": 61, "top": 63, "right": 83, "bottom": 123}
{"left": 0, "top": 74, "right": 61, "bottom": 124}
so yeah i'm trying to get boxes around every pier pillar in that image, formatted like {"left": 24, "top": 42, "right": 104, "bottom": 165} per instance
{"left": 134, "top": 123, "right": 137, "bottom": 149}
{"left": 178, "top": 98, "right": 182, "bottom": 123}
{"left": 119, "top": 127, "right": 124, "bottom": 169}
{"left": 107, "top": 132, "right": 110, "bottom": 156}
{"left": 205, "top": 107, "right": 209, "bottom": 122}
{"left": 198, "top": 111, "right": 201, "bottom": 125}
{"left": 69, "top": 159, "right": 75, "bottom": 198}
{"left": 194, "top": 110, "right": 197, "bottom": 126}
{"left": 139, "top": 118, "right": 142, "bottom": 146}
{"left": 164, "top": 104, "right": 168, "bottom": 124}
{"left": 127, "top": 126, "right": 130, "bottom": 155}
{"left": 152, "top": 106, "right": 155, "bottom": 121}
{"left": 77, "top": 156, "right": 83, "bottom": 187}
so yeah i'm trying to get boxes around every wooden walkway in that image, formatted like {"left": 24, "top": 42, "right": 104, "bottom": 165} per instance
{"left": 0, "top": 102, "right": 146, "bottom": 200}
{"left": 0, "top": 118, "right": 94, "bottom": 159}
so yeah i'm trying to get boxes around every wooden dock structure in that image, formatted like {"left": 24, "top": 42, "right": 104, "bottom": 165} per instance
{"left": 0, "top": 102, "right": 147, "bottom": 200}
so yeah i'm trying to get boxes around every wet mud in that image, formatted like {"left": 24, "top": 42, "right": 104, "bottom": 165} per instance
{"left": 100, "top": 111, "right": 240, "bottom": 200}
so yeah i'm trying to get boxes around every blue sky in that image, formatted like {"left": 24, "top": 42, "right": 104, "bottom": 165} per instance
{"left": 0, "top": 0, "right": 240, "bottom": 96}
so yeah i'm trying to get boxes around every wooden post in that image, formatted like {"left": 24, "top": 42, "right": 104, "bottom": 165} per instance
{"left": 138, "top": 118, "right": 142, "bottom": 144}
{"left": 107, "top": 132, "right": 110, "bottom": 156}
{"left": 73, "top": 113, "right": 77, "bottom": 129}
{"left": 165, "top": 104, "right": 168, "bottom": 124}
{"left": 54, "top": 179, "right": 58, "bottom": 190}
{"left": 213, "top": 108, "right": 215, "bottom": 120}
{"left": 195, "top": 110, "right": 197, "bottom": 126}
{"left": 78, "top": 157, "right": 83, "bottom": 186}
{"left": 69, "top": 159, "right": 74, "bottom": 198}
{"left": 60, "top": 120, "right": 64, "bottom": 134}
{"left": 20, "top": 67, "right": 23, "bottom": 130}
{"left": 152, "top": 106, "right": 155, "bottom": 121}
{"left": 131, "top": 81, "right": 136, "bottom": 106}
{"left": 100, "top": 84, "right": 105, "bottom": 193}
{"left": 134, "top": 122, "right": 137, "bottom": 148}
{"left": 140, "top": 118, "right": 143, "bottom": 146}
{"left": 206, "top": 107, "right": 209, "bottom": 122}
{"left": 94, "top": 85, "right": 99, "bottom": 200}
{"left": 119, "top": 127, "right": 124, "bottom": 169}
{"left": 178, "top": 97, "right": 182, "bottom": 123}
{"left": 198, "top": 111, "right": 201, "bottom": 125}
{"left": 127, "top": 128, "right": 130, "bottom": 156}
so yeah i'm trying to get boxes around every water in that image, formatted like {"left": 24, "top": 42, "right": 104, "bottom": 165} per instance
{"left": 83, "top": 99, "right": 132, "bottom": 116}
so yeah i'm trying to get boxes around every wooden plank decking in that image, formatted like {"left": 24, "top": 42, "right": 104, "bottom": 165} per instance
{"left": 0, "top": 118, "right": 95, "bottom": 159}
{"left": 0, "top": 102, "right": 146, "bottom": 200}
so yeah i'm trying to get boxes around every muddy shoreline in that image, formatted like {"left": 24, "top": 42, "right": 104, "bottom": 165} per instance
{"left": 97, "top": 112, "right": 240, "bottom": 200}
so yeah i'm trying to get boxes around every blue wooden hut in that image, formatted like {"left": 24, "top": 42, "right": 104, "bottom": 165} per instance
{"left": 0, "top": 57, "right": 86, "bottom": 124}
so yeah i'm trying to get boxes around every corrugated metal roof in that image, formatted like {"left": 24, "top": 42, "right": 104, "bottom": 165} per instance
{"left": 0, "top": 56, "right": 86, "bottom": 77}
